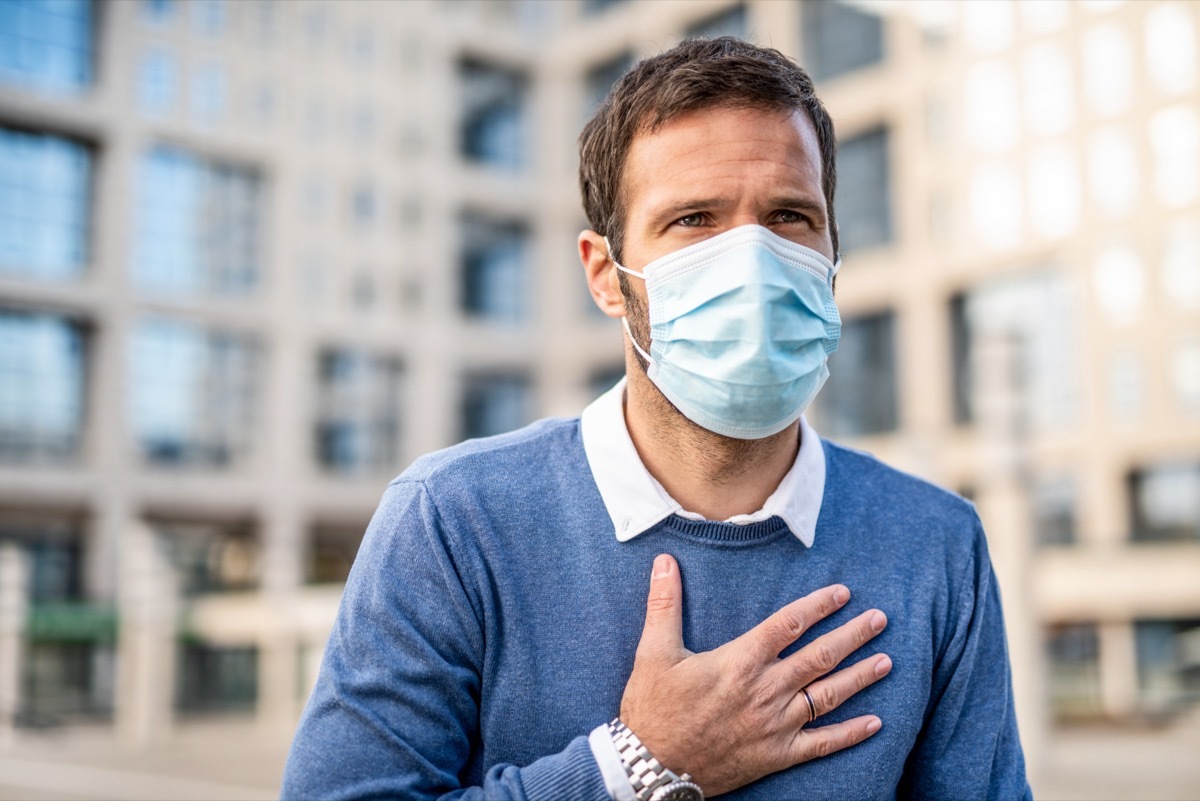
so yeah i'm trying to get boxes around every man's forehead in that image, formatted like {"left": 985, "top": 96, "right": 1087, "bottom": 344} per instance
{"left": 623, "top": 106, "right": 824, "bottom": 203}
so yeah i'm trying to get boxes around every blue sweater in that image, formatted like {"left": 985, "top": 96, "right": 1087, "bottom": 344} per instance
{"left": 282, "top": 418, "right": 1030, "bottom": 800}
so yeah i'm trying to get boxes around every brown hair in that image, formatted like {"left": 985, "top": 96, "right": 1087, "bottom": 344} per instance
{"left": 578, "top": 36, "right": 839, "bottom": 264}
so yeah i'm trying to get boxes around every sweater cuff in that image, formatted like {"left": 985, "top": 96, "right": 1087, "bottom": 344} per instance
{"left": 589, "top": 723, "right": 637, "bottom": 801}
{"left": 519, "top": 734, "right": 612, "bottom": 801}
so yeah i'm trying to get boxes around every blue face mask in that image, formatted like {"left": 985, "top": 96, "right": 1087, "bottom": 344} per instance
{"left": 610, "top": 224, "right": 841, "bottom": 440}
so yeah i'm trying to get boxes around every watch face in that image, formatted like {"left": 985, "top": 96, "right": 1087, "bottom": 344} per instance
{"left": 649, "top": 782, "right": 704, "bottom": 801}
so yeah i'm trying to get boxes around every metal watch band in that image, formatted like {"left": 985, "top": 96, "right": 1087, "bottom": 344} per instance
{"left": 607, "top": 718, "right": 704, "bottom": 801}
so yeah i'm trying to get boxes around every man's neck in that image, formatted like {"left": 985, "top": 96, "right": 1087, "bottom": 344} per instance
{"left": 623, "top": 371, "right": 800, "bottom": 521}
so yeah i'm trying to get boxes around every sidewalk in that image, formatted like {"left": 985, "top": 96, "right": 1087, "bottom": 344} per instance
{"left": 1, "top": 716, "right": 1198, "bottom": 800}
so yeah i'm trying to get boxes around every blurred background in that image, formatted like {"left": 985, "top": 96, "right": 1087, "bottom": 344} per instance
{"left": 0, "top": 0, "right": 1197, "bottom": 798}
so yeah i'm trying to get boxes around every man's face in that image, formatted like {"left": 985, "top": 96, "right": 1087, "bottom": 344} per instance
{"left": 613, "top": 105, "right": 835, "bottom": 370}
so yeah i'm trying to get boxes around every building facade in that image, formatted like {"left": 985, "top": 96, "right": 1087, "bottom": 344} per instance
{"left": 0, "top": 0, "right": 1198, "bottom": 785}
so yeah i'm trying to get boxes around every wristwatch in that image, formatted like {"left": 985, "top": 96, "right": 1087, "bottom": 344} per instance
{"left": 607, "top": 719, "right": 705, "bottom": 801}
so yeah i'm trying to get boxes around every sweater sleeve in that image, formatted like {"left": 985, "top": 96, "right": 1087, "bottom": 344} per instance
{"left": 897, "top": 518, "right": 1032, "bottom": 801}
{"left": 280, "top": 479, "right": 611, "bottom": 801}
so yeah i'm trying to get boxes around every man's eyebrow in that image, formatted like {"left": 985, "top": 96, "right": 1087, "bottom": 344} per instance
{"left": 768, "top": 196, "right": 829, "bottom": 223}
{"left": 646, "top": 197, "right": 731, "bottom": 227}
{"left": 646, "top": 195, "right": 829, "bottom": 228}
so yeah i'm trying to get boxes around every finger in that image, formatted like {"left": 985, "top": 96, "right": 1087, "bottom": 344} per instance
{"left": 636, "top": 554, "right": 685, "bottom": 662}
{"left": 787, "top": 654, "right": 892, "bottom": 726}
{"left": 789, "top": 715, "right": 883, "bottom": 763}
{"left": 777, "top": 609, "right": 887, "bottom": 689}
{"left": 741, "top": 584, "right": 850, "bottom": 660}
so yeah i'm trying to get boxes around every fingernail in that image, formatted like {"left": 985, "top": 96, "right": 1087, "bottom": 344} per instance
{"left": 875, "top": 655, "right": 892, "bottom": 677}
{"left": 866, "top": 717, "right": 882, "bottom": 734}
{"left": 833, "top": 586, "right": 849, "bottom": 605}
{"left": 871, "top": 611, "right": 887, "bottom": 632}
{"left": 653, "top": 554, "right": 671, "bottom": 578}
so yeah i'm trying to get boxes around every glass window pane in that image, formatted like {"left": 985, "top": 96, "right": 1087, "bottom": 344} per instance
{"left": 459, "top": 214, "right": 528, "bottom": 324}
{"left": 133, "top": 147, "right": 261, "bottom": 296}
{"left": 0, "top": 127, "right": 91, "bottom": 280}
{"left": 459, "top": 59, "right": 528, "bottom": 169}
{"left": 461, "top": 373, "right": 531, "bottom": 440}
{"left": 802, "top": 0, "right": 883, "bottom": 82}
{"left": 1130, "top": 464, "right": 1200, "bottom": 543}
{"left": 1135, "top": 619, "right": 1200, "bottom": 716}
{"left": 129, "top": 318, "right": 259, "bottom": 468}
{"left": 0, "top": 309, "right": 86, "bottom": 463}
{"left": 314, "top": 349, "right": 403, "bottom": 475}
{"left": 1045, "top": 623, "right": 1103, "bottom": 722}
{"left": 836, "top": 127, "right": 893, "bottom": 254}
{"left": 813, "top": 310, "right": 897, "bottom": 437}
{"left": 0, "top": 0, "right": 93, "bottom": 94}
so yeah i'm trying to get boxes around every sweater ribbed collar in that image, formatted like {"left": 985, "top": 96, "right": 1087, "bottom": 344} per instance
{"left": 580, "top": 378, "right": 825, "bottom": 547}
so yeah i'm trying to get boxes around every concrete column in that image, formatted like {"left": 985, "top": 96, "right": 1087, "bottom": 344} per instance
{"left": 115, "top": 521, "right": 178, "bottom": 749}
{"left": 1098, "top": 620, "right": 1139, "bottom": 720}
{"left": 257, "top": 505, "right": 303, "bottom": 729}
{"left": 971, "top": 333, "right": 1048, "bottom": 781}
{"left": 0, "top": 543, "right": 29, "bottom": 750}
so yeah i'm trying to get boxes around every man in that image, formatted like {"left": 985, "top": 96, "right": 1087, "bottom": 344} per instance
{"left": 282, "top": 38, "right": 1030, "bottom": 801}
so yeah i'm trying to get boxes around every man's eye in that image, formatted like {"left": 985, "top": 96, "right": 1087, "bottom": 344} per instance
{"left": 776, "top": 210, "right": 808, "bottom": 224}
{"left": 676, "top": 213, "right": 705, "bottom": 227}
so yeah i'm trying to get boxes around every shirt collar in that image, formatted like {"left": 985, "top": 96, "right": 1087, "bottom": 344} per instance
{"left": 580, "top": 378, "right": 825, "bottom": 547}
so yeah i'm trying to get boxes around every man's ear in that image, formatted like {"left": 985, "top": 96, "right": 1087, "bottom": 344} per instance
{"left": 579, "top": 230, "right": 626, "bottom": 319}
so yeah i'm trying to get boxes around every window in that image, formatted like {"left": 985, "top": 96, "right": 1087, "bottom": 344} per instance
{"left": 129, "top": 318, "right": 259, "bottom": 468}
{"left": 314, "top": 349, "right": 403, "bottom": 475}
{"left": 459, "top": 214, "right": 529, "bottom": 324}
{"left": 141, "top": 0, "right": 176, "bottom": 24}
{"left": 1145, "top": 4, "right": 1197, "bottom": 96}
{"left": 1129, "top": 463, "right": 1200, "bottom": 543}
{"left": 801, "top": 0, "right": 883, "bottom": 82}
{"left": 306, "top": 523, "right": 366, "bottom": 584}
{"left": 1045, "top": 623, "right": 1102, "bottom": 722}
{"left": 0, "top": 0, "right": 93, "bottom": 94}
{"left": 1136, "top": 619, "right": 1200, "bottom": 716}
{"left": 190, "top": 0, "right": 225, "bottom": 37}
{"left": 812, "top": 310, "right": 897, "bottom": 438}
{"left": 134, "top": 147, "right": 261, "bottom": 297}
{"left": 686, "top": 4, "right": 746, "bottom": 39}
{"left": 949, "top": 270, "right": 1078, "bottom": 430}
{"left": 1082, "top": 25, "right": 1132, "bottom": 117}
{"left": 835, "top": 127, "right": 893, "bottom": 254}
{"left": 461, "top": 373, "right": 531, "bottom": 440}
{"left": 152, "top": 519, "right": 260, "bottom": 596}
{"left": 136, "top": 49, "right": 178, "bottom": 115}
{"left": 0, "top": 310, "right": 86, "bottom": 463}
{"left": 0, "top": 128, "right": 91, "bottom": 280}
{"left": 1032, "top": 476, "right": 1077, "bottom": 546}
{"left": 459, "top": 59, "right": 528, "bottom": 169}
{"left": 1149, "top": 106, "right": 1200, "bottom": 209}
{"left": 350, "top": 182, "right": 376, "bottom": 228}
{"left": 176, "top": 644, "right": 257, "bottom": 714}
{"left": 23, "top": 642, "right": 115, "bottom": 724}
{"left": 189, "top": 60, "right": 227, "bottom": 125}
{"left": 585, "top": 51, "right": 633, "bottom": 113}
{"left": 0, "top": 517, "right": 84, "bottom": 602}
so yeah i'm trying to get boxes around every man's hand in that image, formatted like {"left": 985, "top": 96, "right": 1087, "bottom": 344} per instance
{"left": 619, "top": 554, "right": 891, "bottom": 797}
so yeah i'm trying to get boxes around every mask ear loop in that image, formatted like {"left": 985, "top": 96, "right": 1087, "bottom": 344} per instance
{"left": 605, "top": 237, "right": 653, "bottom": 366}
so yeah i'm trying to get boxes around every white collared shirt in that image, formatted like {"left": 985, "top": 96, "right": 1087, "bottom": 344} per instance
{"left": 580, "top": 378, "right": 826, "bottom": 547}
{"left": 581, "top": 378, "right": 828, "bottom": 800}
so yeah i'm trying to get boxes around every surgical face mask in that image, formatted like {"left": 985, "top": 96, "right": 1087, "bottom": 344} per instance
{"left": 609, "top": 224, "right": 840, "bottom": 440}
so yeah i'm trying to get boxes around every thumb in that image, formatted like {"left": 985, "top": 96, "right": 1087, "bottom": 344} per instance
{"left": 637, "top": 554, "right": 685, "bottom": 661}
